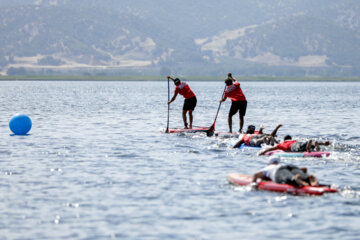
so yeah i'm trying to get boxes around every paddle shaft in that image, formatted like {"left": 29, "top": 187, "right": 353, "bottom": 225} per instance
{"left": 165, "top": 77, "right": 170, "bottom": 133}
{"left": 210, "top": 85, "right": 226, "bottom": 129}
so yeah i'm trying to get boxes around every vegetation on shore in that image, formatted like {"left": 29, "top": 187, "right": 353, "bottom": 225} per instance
{"left": 1, "top": 75, "right": 360, "bottom": 81}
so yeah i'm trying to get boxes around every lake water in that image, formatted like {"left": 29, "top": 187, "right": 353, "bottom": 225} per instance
{"left": 0, "top": 80, "right": 359, "bottom": 240}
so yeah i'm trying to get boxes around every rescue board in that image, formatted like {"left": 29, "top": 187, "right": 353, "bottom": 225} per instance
{"left": 238, "top": 143, "right": 262, "bottom": 149}
{"left": 264, "top": 150, "right": 330, "bottom": 158}
{"left": 227, "top": 173, "right": 337, "bottom": 196}
{"left": 166, "top": 127, "right": 209, "bottom": 133}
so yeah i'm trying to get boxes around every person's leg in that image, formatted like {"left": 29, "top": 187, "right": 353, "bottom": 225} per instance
{"left": 261, "top": 136, "right": 275, "bottom": 146}
{"left": 228, "top": 102, "right": 237, "bottom": 133}
{"left": 239, "top": 101, "right": 247, "bottom": 133}
{"left": 316, "top": 141, "right": 331, "bottom": 149}
{"left": 317, "top": 141, "right": 331, "bottom": 146}
{"left": 288, "top": 165, "right": 309, "bottom": 186}
{"left": 277, "top": 165, "right": 309, "bottom": 187}
{"left": 256, "top": 137, "right": 264, "bottom": 146}
{"left": 275, "top": 168, "right": 294, "bottom": 184}
{"left": 188, "top": 97, "right": 196, "bottom": 129}
{"left": 306, "top": 140, "right": 313, "bottom": 152}
{"left": 251, "top": 135, "right": 266, "bottom": 147}
{"left": 255, "top": 137, "right": 267, "bottom": 147}
{"left": 188, "top": 110, "right": 193, "bottom": 129}
{"left": 268, "top": 136, "right": 276, "bottom": 146}
{"left": 291, "top": 142, "right": 303, "bottom": 152}
{"left": 182, "top": 110, "right": 188, "bottom": 128}
{"left": 239, "top": 115, "right": 244, "bottom": 133}
{"left": 182, "top": 99, "right": 189, "bottom": 129}
{"left": 289, "top": 166, "right": 308, "bottom": 180}
{"left": 228, "top": 115, "right": 232, "bottom": 133}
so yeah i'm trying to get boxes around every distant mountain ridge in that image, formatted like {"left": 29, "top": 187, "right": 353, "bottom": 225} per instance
{"left": 0, "top": 0, "right": 359, "bottom": 76}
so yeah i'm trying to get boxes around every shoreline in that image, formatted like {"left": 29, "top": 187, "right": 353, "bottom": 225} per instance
{"left": 1, "top": 75, "right": 360, "bottom": 81}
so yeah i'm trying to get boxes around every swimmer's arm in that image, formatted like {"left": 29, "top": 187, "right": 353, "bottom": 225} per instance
{"left": 270, "top": 124, "right": 283, "bottom": 137}
{"left": 258, "top": 125, "right": 264, "bottom": 134}
{"left": 258, "top": 146, "right": 277, "bottom": 155}
{"left": 233, "top": 139, "right": 244, "bottom": 148}
{"left": 252, "top": 172, "right": 264, "bottom": 182}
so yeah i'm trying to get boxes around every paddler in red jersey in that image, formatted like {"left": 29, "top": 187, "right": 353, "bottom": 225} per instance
{"left": 219, "top": 73, "right": 247, "bottom": 133}
{"left": 259, "top": 135, "right": 331, "bottom": 155}
{"left": 168, "top": 76, "right": 197, "bottom": 129}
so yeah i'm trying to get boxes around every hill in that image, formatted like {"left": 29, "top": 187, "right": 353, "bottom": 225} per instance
{"left": 0, "top": 0, "right": 359, "bottom": 77}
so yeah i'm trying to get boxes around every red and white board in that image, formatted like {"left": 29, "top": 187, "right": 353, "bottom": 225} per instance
{"left": 227, "top": 173, "right": 337, "bottom": 196}
{"left": 264, "top": 150, "right": 330, "bottom": 158}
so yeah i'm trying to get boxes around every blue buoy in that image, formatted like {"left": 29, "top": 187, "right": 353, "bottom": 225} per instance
{"left": 9, "top": 114, "right": 32, "bottom": 135}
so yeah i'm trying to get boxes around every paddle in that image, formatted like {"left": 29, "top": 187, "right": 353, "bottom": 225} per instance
{"left": 165, "top": 76, "right": 170, "bottom": 133}
{"left": 206, "top": 85, "right": 226, "bottom": 137}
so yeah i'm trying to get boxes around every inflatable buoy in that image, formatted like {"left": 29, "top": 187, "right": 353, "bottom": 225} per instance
{"left": 9, "top": 114, "right": 32, "bottom": 135}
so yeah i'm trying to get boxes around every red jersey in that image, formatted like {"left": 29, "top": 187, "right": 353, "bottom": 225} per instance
{"left": 175, "top": 82, "right": 196, "bottom": 99}
{"left": 224, "top": 82, "right": 246, "bottom": 102}
{"left": 241, "top": 134, "right": 253, "bottom": 145}
{"left": 241, "top": 132, "right": 260, "bottom": 145}
{"left": 276, "top": 140, "right": 297, "bottom": 152}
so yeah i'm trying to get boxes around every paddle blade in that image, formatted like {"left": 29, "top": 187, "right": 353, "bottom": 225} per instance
{"left": 206, "top": 125, "right": 215, "bottom": 137}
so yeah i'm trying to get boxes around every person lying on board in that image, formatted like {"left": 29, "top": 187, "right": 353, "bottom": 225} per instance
{"left": 252, "top": 157, "right": 319, "bottom": 187}
{"left": 167, "top": 76, "right": 197, "bottom": 129}
{"left": 219, "top": 73, "right": 247, "bottom": 133}
{"left": 233, "top": 124, "right": 282, "bottom": 148}
{"left": 258, "top": 135, "right": 331, "bottom": 155}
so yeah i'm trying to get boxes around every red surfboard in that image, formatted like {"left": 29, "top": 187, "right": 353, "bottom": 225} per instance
{"left": 166, "top": 127, "right": 209, "bottom": 133}
{"left": 227, "top": 173, "right": 337, "bottom": 196}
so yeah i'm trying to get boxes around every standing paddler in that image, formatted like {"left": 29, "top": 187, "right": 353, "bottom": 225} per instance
{"left": 219, "top": 73, "right": 247, "bottom": 133}
{"left": 167, "top": 76, "right": 197, "bottom": 129}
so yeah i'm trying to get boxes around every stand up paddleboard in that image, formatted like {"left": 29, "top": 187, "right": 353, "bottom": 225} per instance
{"left": 227, "top": 173, "right": 337, "bottom": 196}
{"left": 264, "top": 150, "right": 330, "bottom": 158}
{"left": 166, "top": 127, "right": 209, "bottom": 133}
{"left": 214, "top": 132, "right": 242, "bottom": 138}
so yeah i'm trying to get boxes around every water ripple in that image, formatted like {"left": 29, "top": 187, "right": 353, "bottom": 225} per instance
{"left": 0, "top": 81, "right": 359, "bottom": 239}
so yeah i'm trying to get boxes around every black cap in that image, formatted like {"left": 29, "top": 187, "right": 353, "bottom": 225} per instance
{"left": 246, "top": 125, "right": 256, "bottom": 134}
{"left": 284, "top": 135, "right": 292, "bottom": 140}
{"left": 225, "top": 78, "right": 233, "bottom": 86}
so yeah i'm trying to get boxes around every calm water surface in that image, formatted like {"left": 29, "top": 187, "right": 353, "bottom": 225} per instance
{"left": 0, "top": 81, "right": 359, "bottom": 240}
